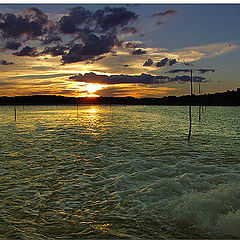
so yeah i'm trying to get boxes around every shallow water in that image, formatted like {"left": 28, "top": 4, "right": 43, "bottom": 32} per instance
{"left": 0, "top": 105, "right": 239, "bottom": 239}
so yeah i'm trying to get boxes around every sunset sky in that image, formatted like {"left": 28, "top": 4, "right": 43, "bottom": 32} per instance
{"left": 0, "top": 3, "right": 239, "bottom": 98}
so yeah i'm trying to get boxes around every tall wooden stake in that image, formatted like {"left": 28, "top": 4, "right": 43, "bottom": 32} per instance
{"left": 14, "top": 105, "right": 17, "bottom": 122}
{"left": 13, "top": 93, "right": 17, "bottom": 122}
{"left": 187, "top": 70, "right": 193, "bottom": 141}
{"left": 198, "top": 82, "right": 201, "bottom": 121}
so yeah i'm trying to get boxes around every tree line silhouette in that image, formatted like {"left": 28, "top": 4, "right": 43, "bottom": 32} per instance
{"left": 0, "top": 88, "right": 239, "bottom": 106}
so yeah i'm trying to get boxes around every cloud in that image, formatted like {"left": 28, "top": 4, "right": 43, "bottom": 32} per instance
{"left": 69, "top": 72, "right": 170, "bottom": 84}
{"left": 40, "top": 44, "right": 67, "bottom": 57}
{"left": 167, "top": 69, "right": 190, "bottom": 74}
{"left": 0, "top": 59, "right": 14, "bottom": 65}
{"left": 152, "top": 9, "right": 178, "bottom": 17}
{"left": 177, "top": 42, "right": 238, "bottom": 60}
{"left": 156, "top": 57, "right": 169, "bottom": 67}
{"left": 0, "top": 6, "right": 139, "bottom": 65}
{"left": 143, "top": 58, "right": 153, "bottom": 66}
{"left": 5, "top": 41, "right": 21, "bottom": 50}
{"left": 95, "top": 6, "right": 138, "bottom": 33}
{"left": 155, "top": 57, "right": 177, "bottom": 67}
{"left": 57, "top": 6, "right": 138, "bottom": 64}
{"left": 124, "top": 41, "right": 144, "bottom": 48}
{"left": 196, "top": 68, "right": 215, "bottom": 74}
{"left": 41, "top": 34, "right": 62, "bottom": 45}
{"left": 169, "top": 59, "right": 177, "bottom": 66}
{"left": 13, "top": 46, "right": 38, "bottom": 57}
{"left": 70, "top": 72, "right": 207, "bottom": 85}
{"left": 0, "top": 7, "right": 50, "bottom": 40}
{"left": 172, "top": 75, "right": 206, "bottom": 83}
{"left": 167, "top": 68, "right": 215, "bottom": 74}
{"left": 131, "top": 48, "right": 147, "bottom": 55}
{"left": 151, "top": 9, "right": 178, "bottom": 26}
{"left": 90, "top": 56, "right": 106, "bottom": 63}
{"left": 61, "top": 34, "right": 117, "bottom": 64}
{"left": 58, "top": 6, "right": 138, "bottom": 35}
{"left": 183, "top": 62, "right": 193, "bottom": 66}
{"left": 58, "top": 7, "right": 92, "bottom": 34}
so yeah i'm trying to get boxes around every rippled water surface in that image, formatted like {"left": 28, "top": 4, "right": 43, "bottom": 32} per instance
{"left": 0, "top": 105, "right": 239, "bottom": 239}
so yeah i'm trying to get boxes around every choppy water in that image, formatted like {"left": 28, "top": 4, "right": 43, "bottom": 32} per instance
{"left": 0, "top": 105, "right": 239, "bottom": 239}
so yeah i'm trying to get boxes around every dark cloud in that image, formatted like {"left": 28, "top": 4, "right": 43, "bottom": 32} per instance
{"left": 41, "top": 34, "right": 62, "bottom": 45}
{"left": 5, "top": 41, "right": 21, "bottom": 50}
{"left": 143, "top": 59, "right": 153, "bottom": 66}
{"left": 95, "top": 6, "right": 138, "bottom": 33}
{"left": 0, "top": 59, "right": 14, "bottom": 65}
{"left": 183, "top": 62, "right": 193, "bottom": 66}
{"left": 61, "top": 34, "right": 116, "bottom": 64}
{"left": 92, "top": 56, "right": 105, "bottom": 62}
{"left": 169, "top": 59, "right": 177, "bottom": 66}
{"left": 152, "top": 9, "right": 178, "bottom": 27}
{"left": 13, "top": 46, "right": 38, "bottom": 57}
{"left": 0, "top": 6, "right": 139, "bottom": 64}
{"left": 58, "top": 7, "right": 92, "bottom": 34}
{"left": 40, "top": 45, "right": 67, "bottom": 57}
{"left": 87, "top": 56, "right": 106, "bottom": 64}
{"left": 167, "top": 69, "right": 190, "bottom": 74}
{"left": 69, "top": 72, "right": 170, "bottom": 84}
{"left": 131, "top": 48, "right": 147, "bottom": 55}
{"left": 125, "top": 41, "right": 144, "bottom": 48}
{"left": 23, "top": 7, "right": 48, "bottom": 25}
{"left": 58, "top": 6, "right": 138, "bottom": 35}
{"left": 167, "top": 68, "right": 215, "bottom": 74}
{"left": 0, "top": 8, "right": 50, "bottom": 40}
{"left": 196, "top": 68, "right": 215, "bottom": 74}
{"left": 70, "top": 72, "right": 207, "bottom": 84}
{"left": 152, "top": 9, "right": 178, "bottom": 17}
{"left": 156, "top": 58, "right": 177, "bottom": 67}
{"left": 172, "top": 75, "right": 206, "bottom": 83}
{"left": 57, "top": 6, "right": 138, "bottom": 63}
{"left": 156, "top": 57, "right": 169, "bottom": 67}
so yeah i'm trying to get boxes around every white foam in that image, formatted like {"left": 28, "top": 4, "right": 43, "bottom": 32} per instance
{"left": 167, "top": 184, "right": 240, "bottom": 237}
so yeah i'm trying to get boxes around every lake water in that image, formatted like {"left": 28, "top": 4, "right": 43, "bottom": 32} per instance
{"left": 0, "top": 105, "right": 239, "bottom": 239}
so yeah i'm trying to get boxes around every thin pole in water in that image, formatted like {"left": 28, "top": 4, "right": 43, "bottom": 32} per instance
{"left": 198, "top": 82, "right": 201, "bottom": 121}
{"left": 14, "top": 105, "right": 17, "bottom": 122}
{"left": 187, "top": 69, "right": 193, "bottom": 141}
{"left": 13, "top": 92, "right": 17, "bottom": 122}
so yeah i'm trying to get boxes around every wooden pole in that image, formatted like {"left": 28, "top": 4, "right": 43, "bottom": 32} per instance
{"left": 13, "top": 93, "right": 17, "bottom": 122}
{"left": 190, "top": 69, "right": 193, "bottom": 95}
{"left": 198, "top": 82, "right": 201, "bottom": 121}
{"left": 187, "top": 69, "right": 193, "bottom": 141}
{"left": 14, "top": 105, "right": 17, "bottom": 122}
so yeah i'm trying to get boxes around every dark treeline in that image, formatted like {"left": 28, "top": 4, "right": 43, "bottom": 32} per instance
{"left": 0, "top": 89, "right": 239, "bottom": 106}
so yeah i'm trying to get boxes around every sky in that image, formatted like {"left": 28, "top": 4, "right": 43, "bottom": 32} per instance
{"left": 0, "top": 3, "right": 239, "bottom": 98}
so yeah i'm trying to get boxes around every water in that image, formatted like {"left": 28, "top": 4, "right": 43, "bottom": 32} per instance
{"left": 0, "top": 105, "right": 239, "bottom": 239}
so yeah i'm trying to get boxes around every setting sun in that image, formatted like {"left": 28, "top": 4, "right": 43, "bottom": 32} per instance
{"left": 77, "top": 83, "right": 106, "bottom": 97}
{"left": 85, "top": 83, "right": 104, "bottom": 94}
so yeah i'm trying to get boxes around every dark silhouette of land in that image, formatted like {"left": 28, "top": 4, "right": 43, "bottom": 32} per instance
{"left": 0, "top": 88, "right": 239, "bottom": 106}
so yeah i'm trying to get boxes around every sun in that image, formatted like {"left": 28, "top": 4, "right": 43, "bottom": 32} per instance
{"left": 85, "top": 83, "right": 104, "bottom": 94}
{"left": 75, "top": 83, "right": 106, "bottom": 97}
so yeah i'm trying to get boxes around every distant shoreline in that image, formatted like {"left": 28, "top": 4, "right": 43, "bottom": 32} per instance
{"left": 0, "top": 89, "right": 239, "bottom": 106}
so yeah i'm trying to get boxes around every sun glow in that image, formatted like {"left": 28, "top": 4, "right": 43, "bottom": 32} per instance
{"left": 66, "top": 81, "right": 107, "bottom": 97}
{"left": 79, "top": 83, "right": 106, "bottom": 97}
